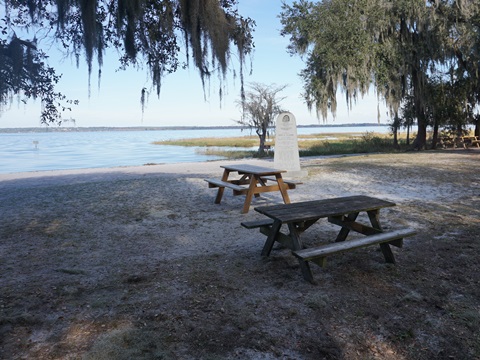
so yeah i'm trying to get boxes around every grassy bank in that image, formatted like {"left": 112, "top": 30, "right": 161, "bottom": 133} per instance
{"left": 153, "top": 131, "right": 406, "bottom": 159}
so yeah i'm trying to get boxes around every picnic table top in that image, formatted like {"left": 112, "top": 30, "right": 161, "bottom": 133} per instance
{"left": 220, "top": 164, "right": 287, "bottom": 176}
{"left": 254, "top": 195, "right": 396, "bottom": 223}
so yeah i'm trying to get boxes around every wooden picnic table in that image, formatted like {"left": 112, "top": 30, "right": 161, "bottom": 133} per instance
{"left": 205, "top": 164, "right": 300, "bottom": 213}
{"left": 242, "top": 195, "right": 416, "bottom": 283}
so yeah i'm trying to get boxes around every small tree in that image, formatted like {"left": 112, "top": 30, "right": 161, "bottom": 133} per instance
{"left": 236, "top": 82, "right": 287, "bottom": 154}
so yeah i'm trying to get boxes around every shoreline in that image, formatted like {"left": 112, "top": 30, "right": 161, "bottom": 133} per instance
{"left": 0, "top": 157, "right": 277, "bottom": 187}
{"left": 0, "top": 149, "right": 475, "bottom": 184}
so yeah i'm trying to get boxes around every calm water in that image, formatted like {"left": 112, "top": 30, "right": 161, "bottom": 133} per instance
{"left": 0, "top": 126, "right": 390, "bottom": 174}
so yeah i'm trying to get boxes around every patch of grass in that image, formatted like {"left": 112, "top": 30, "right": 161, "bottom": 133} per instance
{"left": 196, "top": 148, "right": 260, "bottom": 159}
{"left": 153, "top": 136, "right": 259, "bottom": 148}
{"left": 300, "top": 133, "right": 402, "bottom": 156}
{"left": 153, "top": 133, "right": 358, "bottom": 150}
{"left": 153, "top": 131, "right": 408, "bottom": 158}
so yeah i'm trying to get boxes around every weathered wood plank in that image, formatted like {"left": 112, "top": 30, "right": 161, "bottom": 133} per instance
{"left": 241, "top": 219, "right": 274, "bottom": 229}
{"left": 204, "top": 178, "right": 247, "bottom": 192}
{"left": 328, "top": 215, "right": 382, "bottom": 236}
{"left": 259, "top": 227, "right": 294, "bottom": 250}
{"left": 293, "top": 228, "right": 416, "bottom": 261}
{"left": 261, "top": 176, "right": 302, "bottom": 189}
{"left": 261, "top": 220, "right": 282, "bottom": 257}
{"left": 221, "top": 164, "right": 286, "bottom": 176}
{"left": 255, "top": 195, "right": 396, "bottom": 224}
{"left": 234, "top": 184, "right": 284, "bottom": 196}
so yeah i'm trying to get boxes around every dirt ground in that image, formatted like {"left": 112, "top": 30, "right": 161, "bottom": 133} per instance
{"left": 1, "top": 150, "right": 479, "bottom": 360}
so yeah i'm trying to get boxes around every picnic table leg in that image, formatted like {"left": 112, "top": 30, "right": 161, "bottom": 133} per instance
{"left": 288, "top": 223, "right": 315, "bottom": 283}
{"left": 367, "top": 209, "right": 382, "bottom": 230}
{"left": 367, "top": 210, "right": 396, "bottom": 263}
{"left": 275, "top": 174, "right": 291, "bottom": 204}
{"left": 254, "top": 175, "right": 263, "bottom": 198}
{"left": 261, "top": 220, "right": 282, "bottom": 256}
{"left": 215, "top": 169, "right": 230, "bottom": 204}
{"left": 241, "top": 176, "right": 258, "bottom": 213}
{"left": 334, "top": 212, "right": 359, "bottom": 242}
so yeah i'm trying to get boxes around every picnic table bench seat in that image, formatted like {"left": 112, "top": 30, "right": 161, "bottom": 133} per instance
{"left": 204, "top": 178, "right": 248, "bottom": 193}
{"left": 241, "top": 218, "right": 275, "bottom": 229}
{"left": 261, "top": 176, "right": 302, "bottom": 189}
{"left": 292, "top": 228, "right": 417, "bottom": 268}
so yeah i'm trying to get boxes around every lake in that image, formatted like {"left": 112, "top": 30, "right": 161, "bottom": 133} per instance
{"left": 0, "top": 125, "right": 390, "bottom": 174}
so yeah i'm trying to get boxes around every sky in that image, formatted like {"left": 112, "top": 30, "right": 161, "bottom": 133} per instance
{"left": 1, "top": 0, "right": 389, "bottom": 128}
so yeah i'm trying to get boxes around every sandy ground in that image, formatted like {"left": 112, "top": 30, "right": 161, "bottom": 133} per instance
{"left": 1, "top": 150, "right": 479, "bottom": 359}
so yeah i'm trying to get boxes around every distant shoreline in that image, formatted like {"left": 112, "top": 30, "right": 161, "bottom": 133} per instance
{"left": 0, "top": 123, "right": 388, "bottom": 134}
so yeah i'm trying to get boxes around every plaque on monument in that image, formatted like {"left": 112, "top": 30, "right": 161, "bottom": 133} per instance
{"left": 273, "top": 112, "right": 308, "bottom": 178}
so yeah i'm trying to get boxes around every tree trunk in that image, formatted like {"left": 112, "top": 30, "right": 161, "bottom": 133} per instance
{"left": 391, "top": 116, "right": 400, "bottom": 149}
{"left": 431, "top": 122, "right": 439, "bottom": 149}
{"left": 456, "top": 124, "right": 463, "bottom": 137}
{"left": 257, "top": 126, "right": 267, "bottom": 154}
{"left": 412, "top": 119, "right": 427, "bottom": 150}
{"left": 412, "top": 68, "right": 427, "bottom": 150}
{"left": 258, "top": 135, "right": 266, "bottom": 153}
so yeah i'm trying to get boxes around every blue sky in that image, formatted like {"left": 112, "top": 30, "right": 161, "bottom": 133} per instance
{"left": 1, "top": 0, "right": 389, "bottom": 128}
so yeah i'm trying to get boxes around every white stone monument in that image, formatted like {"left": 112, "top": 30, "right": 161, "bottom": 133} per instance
{"left": 273, "top": 112, "right": 308, "bottom": 178}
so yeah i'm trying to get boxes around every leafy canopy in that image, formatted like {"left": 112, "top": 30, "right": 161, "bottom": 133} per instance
{"left": 280, "top": 0, "right": 480, "bottom": 148}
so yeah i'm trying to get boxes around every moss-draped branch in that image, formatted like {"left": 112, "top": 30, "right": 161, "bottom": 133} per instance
{"left": 1, "top": 0, "right": 255, "bottom": 123}
{"left": 52, "top": 0, "right": 254, "bottom": 97}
